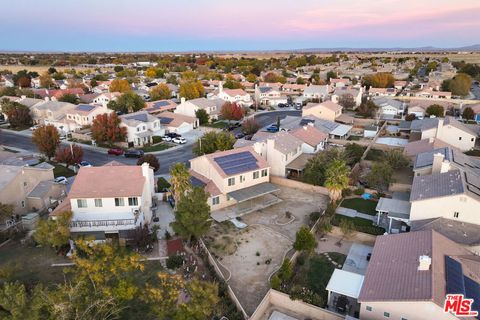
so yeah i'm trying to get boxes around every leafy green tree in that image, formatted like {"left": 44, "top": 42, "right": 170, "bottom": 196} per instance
{"left": 223, "top": 79, "right": 243, "bottom": 89}
{"left": 426, "top": 104, "right": 444, "bottom": 117}
{"left": 303, "top": 148, "right": 346, "bottom": 186}
{"left": 448, "top": 73, "right": 472, "bottom": 96}
{"left": 344, "top": 143, "right": 365, "bottom": 166}
{"left": 33, "top": 211, "right": 72, "bottom": 249}
{"left": 150, "top": 83, "right": 171, "bottom": 101}
{"left": 0, "top": 281, "right": 48, "bottom": 320}
{"left": 169, "top": 163, "right": 191, "bottom": 204}
{"left": 31, "top": 124, "right": 60, "bottom": 160}
{"left": 462, "top": 107, "right": 475, "bottom": 120}
{"left": 326, "top": 71, "right": 337, "bottom": 82}
{"left": 366, "top": 162, "right": 393, "bottom": 192}
{"left": 384, "top": 149, "right": 409, "bottom": 170}
{"left": 195, "top": 109, "right": 209, "bottom": 125}
{"left": 293, "top": 226, "right": 317, "bottom": 252}
{"left": 324, "top": 159, "right": 350, "bottom": 203}
{"left": 192, "top": 131, "right": 235, "bottom": 156}
{"left": 277, "top": 258, "right": 293, "bottom": 282}
{"left": 339, "top": 219, "right": 355, "bottom": 238}
{"left": 108, "top": 92, "right": 145, "bottom": 114}
{"left": 174, "top": 280, "right": 219, "bottom": 320}
{"left": 171, "top": 187, "right": 211, "bottom": 244}
{"left": 57, "top": 93, "right": 79, "bottom": 104}
{"left": 137, "top": 154, "right": 160, "bottom": 172}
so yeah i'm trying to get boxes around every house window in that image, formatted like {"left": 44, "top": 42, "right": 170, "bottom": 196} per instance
{"left": 227, "top": 195, "right": 232, "bottom": 201}
{"left": 454, "top": 211, "right": 459, "bottom": 218}
{"left": 128, "top": 197, "right": 138, "bottom": 206}
{"left": 366, "top": 306, "right": 372, "bottom": 312}
{"left": 115, "top": 198, "right": 125, "bottom": 206}
{"left": 228, "top": 177, "right": 235, "bottom": 186}
{"left": 137, "top": 127, "right": 140, "bottom": 132}
{"left": 77, "top": 199, "right": 87, "bottom": 208}
{"left": 240, "top": 175, "right": 245, "bottom": 183}
{"left": 383, "top": 312, "right": 390, "bottom": 318}
{"left": 253, "top": 171, "right": 259, "bottom": 179}
{"left": 94, "top": 199, "right": 103, "bottom": 207}
{"left": 401, "top": 318, "right": 408, "bottom": 320}
{"left": 471, "top": 138, "right": 475, "bottom": 142}
{"left": 23, "top": 181, "right": 27, "bottom": 187}
{"left": 261, "top": 169, "right": 268, "bottom": 177}
{"left": 459, "top": 137, "right": 462, "bottom": 140}
{"left": 212, "top": 197, "right": 220, "bottom": 205}
{"left": 21, "top": 201, "right": 25, "bottom": 208}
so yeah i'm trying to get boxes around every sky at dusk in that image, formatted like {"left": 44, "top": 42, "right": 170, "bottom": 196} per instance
{"left": 2, "top": 0, "right": 480, "bottom": 52}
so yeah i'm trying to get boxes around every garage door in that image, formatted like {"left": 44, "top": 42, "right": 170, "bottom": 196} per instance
{"left": 175, "top": 123, "right": 193, "bottom": 134}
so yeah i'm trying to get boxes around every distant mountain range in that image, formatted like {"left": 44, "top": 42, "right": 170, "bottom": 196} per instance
{"left": 292, "top": 44, "right": 480, "bottom": 53}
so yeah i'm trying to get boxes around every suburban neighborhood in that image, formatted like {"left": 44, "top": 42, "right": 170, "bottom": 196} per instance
{"left": 1, "top": 1, "right": 480, "bottom": 320}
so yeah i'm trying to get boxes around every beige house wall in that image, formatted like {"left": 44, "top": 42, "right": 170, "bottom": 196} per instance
{"left": 410, "top": 194, "right": 480, "bottom": 226}
{"left": 359, "top": 301, "right": 458, "bottom": 320}
{"left": 0, "top": 167, "right": 54, "bottom": 215}
{"left": 302, "top": 105, "right": 340, "bottom": 122}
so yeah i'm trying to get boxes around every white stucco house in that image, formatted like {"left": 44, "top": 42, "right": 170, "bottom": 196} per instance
{"left": 119, "top": 111, "right": 163, "bottom": 147}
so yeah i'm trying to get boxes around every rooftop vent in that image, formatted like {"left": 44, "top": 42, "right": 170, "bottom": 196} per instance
{"left": 418, "top": 255, "right": 431, "bottom": 271}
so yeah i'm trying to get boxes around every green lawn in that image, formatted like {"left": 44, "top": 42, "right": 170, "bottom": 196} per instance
{"left": 0, "top": 241, "right": 70, "bottom": 285}
{"left": 332, "top": 214, "right": 385, "bottom": 235}
{"left": 48, "top": 162, "right": 76, "bottom": 178}
{"left": 340, "top": 198, "right": 378, "bottom": 215}
{"left": 347, "top": 135, "right": 361, "bottom": 141}
{"left": 141, "top": 143, "right": 174, "bottom": 153}
{"left": 365, "top": 148, "right": 385, "bottom": 161}
{"left": 204, "top": 121, "right": 228, "bottom": 129}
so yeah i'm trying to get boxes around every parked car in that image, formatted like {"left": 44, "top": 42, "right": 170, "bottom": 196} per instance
{"left": 107, "top": 148, "right": 124, "bottom": 156}
{"left": 77, "top": 161, "right": 92, "bottom": 168}
{"left": 165, "top": 132, "right": 181, "bottom": 138}
{"left": 172, "top": 137, "right": 187, "bottom": 144}
{"left": 294, "top": 103, "right": 303, "bottom": 110}
{"left": 54, "top": 176, "right": 68, "bottom": 184}
{"left": 29, "top": 125, "right": 39, "bottom": 131}
{"left": 266, "top": 124, "right": 279, "bottom": 132}
{"left": 277, "top": 103, "right": 286, "bottom": 108}
{"left": 124, "top": 149, "right": 144, "bottom": 158}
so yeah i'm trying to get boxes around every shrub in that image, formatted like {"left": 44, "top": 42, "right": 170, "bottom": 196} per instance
{"left": 354, "top": 187, "right": 365, "bottom": 195}
{"left": 157, "top": 177, "right": 171, "bottom": 192}
{"left": 255, "top": 251, "right": 260, "bottom": 256}
{"left": 297, "top": 254, "right": 306, "bottom": 266}
{"left": 285, "top": 211, "right": 292, "bottom": 219}
{"left": 152, "top": 136, "right": 163, "bottom": 144}
{"left": 309, "top": 212, "right": 321, "bottom": 222}
{"left": 342, "top": 188, "right": 352, "bottom": 197}
{"left": 166, "top": 254, "right": 183, "bottom": 269}
{"left": 270, "top": 275, "right": 281, "bottom": 290}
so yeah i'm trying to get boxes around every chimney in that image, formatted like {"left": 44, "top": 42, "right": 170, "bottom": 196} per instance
{"left": 432, "top": 153, "right": 444, "bottom": 174}
{"left": 218, "top": 81, "right": 223, "bottom": 93}
{"left": 436, "top": 118, "right": 444, "bottom": 137}
{"left": 418, "top": 255, "right": 431, "bottom": 271}
{"left": 180, "top": 97, "right": 186, "bottom": 104}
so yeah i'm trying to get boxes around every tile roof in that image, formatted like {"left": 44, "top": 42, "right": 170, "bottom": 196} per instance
{"left": 157, "top": 112, "right": 197, "bottom": 127}
{"left": 189, "top": 170, "right": 221, "bottom": 197}
{"left": 291, "top": 126, "right": 328, "bottom": 147}
{"left": 68, "top": 165, "right": 145, "bottom": 198}
{"left": 411, "top": 217, "right": 480, "bottom": 246}
{"left": 410, "top": 170, "right": 464, "bottom": 201}
{"left": 403, "top": 138, "right": 454, "bottom": 158}
{"left": 358, "top": 230, "right": 473, "bottom": 307}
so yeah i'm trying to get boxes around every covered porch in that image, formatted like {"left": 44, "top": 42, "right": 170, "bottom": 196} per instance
{"left": 326, "top": 269, "right": 364, "bottom": 318}
{"left": 211, "top": 183, "right": 282, "bottom": 222}
{"left": 285, "top": 153, "right": 314, "bottom": 179}
{"left": 375, "top": 197, "right": 411, "bottom": 233}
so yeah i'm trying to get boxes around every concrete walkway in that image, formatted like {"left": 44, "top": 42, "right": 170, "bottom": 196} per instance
{"left": 336, "top": 207, "right": 376, "bottom": 222}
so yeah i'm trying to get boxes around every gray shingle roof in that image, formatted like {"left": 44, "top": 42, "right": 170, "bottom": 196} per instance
{"left": 410, "top": 170, "right": 464, "bottom": 201}
{"left": 414, "top": 147, "right": 450, "bottom": 169}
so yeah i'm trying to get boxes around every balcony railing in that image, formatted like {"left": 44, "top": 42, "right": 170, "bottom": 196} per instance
{"left": 70, "top": 218, "right": 136, "bottom": 228}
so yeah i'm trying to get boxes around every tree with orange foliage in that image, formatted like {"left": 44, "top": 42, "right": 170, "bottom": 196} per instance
{"left": 91, "top": 113, "right": 127, "bottom": 145}
{"left": 55, "top": 144, "right": 84, "bottom": 167}
{"left": 109, "top": 79, "right": 131, "bottom": 93}
{"left": 32, "top": 125, "right": 60, "bottom": 159}
{"left": 363, "top": 72, "right": 395, "bottom": 88}
{"left": 220, "top": 102, "right": 244, "bottom": 121}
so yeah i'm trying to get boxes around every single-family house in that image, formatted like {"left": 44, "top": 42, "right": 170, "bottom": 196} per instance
{"left": 50, "top": 163, "right": 155, "bottom": 242}
{"left": 156, "top": 112, "right": 198, "bottom": 134}
{"left": 254, "top": 85, "right": 286, "bottom": 106}
{"left": 302, "top": 85, "right": 329, "bottom": 101}
{"left": 30, "top": 101, "right": 76, "bottom": 134}
{"left": 358, "top": 230, "right": 480, "bottom": 320}
{"left": 144, "top": 100, "right": 177, "bottom": 114}
{"left": 92, "top": 92, "right": 121, "bottom": 107}
{"left": 372, "top": 97, "right": 405, "bottom": 118}
{"left": 174, "top": 97, "right": 223, "bottom": 120}
{"left": 302, "top": 101, "right": 342, "bottom": 122}
{"left": 65, "top": 104, "right": 113, "bottom": 129}
{"left": 331, "top": 87, "right": 363, "bottom": 108}
{"left": 119, "top": 111, "right": 163, "bottom": 147}
{"left": 209, "top": 82, "right": 251, "bottom": 106}
{"left": 330, "top": 78, "right": 350, "bottom": 88}
{"left": 290, "top": 125, "right": 328, "bottom": 153}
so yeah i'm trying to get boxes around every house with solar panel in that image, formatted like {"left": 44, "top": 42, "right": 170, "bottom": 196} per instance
{"left": 156, "top": 112, "right": 198, "bottom": 135}
{"left": 119, "top": 111, "right": 163, "bottom": 147}
{"left": 254, "top": 85, "right": 287, "bottom": 106}
{"left": 189, "top": 147, "right": 281, "bottom": 220}
{"left": 144, "top": 99, "right": 177, "bottom": 115}
{"left": 357, "top": 230, "right": 479, "bottom": 320}
{"left": 65, "top": 104, "right": 113, "bottom": 130}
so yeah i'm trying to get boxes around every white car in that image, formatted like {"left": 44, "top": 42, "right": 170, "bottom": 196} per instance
{"left": 172, "top": 137, "right": 187, "bottom": 144}
{"left": 29, "top": 125, "right": 39, "bottom": 131}
{"left": 54, "top": 176, "right": 68, "bottom": 184}
{"left": 162, "top": 136, "right": 172, "bottom": 142}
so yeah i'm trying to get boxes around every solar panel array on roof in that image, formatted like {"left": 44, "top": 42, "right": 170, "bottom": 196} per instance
{"left": 126, "top": 113, "right": 149, "bottom": 122}
{"left": 445, "top": 256, "right": 465, "bottom": 295}
{"left": 76, "top": 104, "right": 95, "bottom": 112}
{"left": 300, "top": 118, "right": 315, "bottom": 126}
{"left": 190, "top": 176, "right": 206, "bottom": 188}
{"left": 464, "top": 276, "right": 480, "bottom": 316}
{"left": 159, "top": 117, "right": 173, "bottom": 124}
{"left": 213, "top": 151, "right": 258, "bottom": 175}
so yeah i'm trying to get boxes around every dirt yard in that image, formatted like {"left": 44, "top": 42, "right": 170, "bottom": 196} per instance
{"left": 204, "top": 185, "right": 328, "bottom": 314}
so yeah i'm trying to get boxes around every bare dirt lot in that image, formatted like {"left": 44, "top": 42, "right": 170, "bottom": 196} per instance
{"left": 204, "top": 185, "right": 328, "bottom": 314}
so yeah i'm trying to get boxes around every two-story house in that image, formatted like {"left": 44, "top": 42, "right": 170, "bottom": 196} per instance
{"left": 302, "top": 85, "right": 329, "bottom": 101}
{"left": 210, "top": 82, "right": 252, "bottom": 107}
{"left": 119, "top": 111, "right": 163, "bottom": 147}
{"left": 65, "top": 104, "right": 113, "bottom": 130}
{"left": 254, "top": 85, "right": 286, "bottom": 106}
{"left": 92, "top": 92, "right": 121, "bottom": 107}
{"left": 30, "top": 100, "right": 76, "bottom": 134}
{"left": 189, "top": 147, "right": 279, "bottom": 217}
{"left": 174, "top": 97, "right": 223, "bottom": 120}
{"left": 331, "top": 87, "right": 363, "bottom": 108}
{"left": 51, "top": 162, "right": 155, "bottom": 242}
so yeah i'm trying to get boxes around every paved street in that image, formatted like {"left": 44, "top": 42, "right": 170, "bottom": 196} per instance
{"left": 0, "top": 130, "right": 194, "bottom": 175}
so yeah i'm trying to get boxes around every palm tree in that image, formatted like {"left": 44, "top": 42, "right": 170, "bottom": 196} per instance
{"left": 169, "top": 163, "right": 191, "bottom": 204}
{"left": 324, "top": 159, "right": 350, "bottom": 203}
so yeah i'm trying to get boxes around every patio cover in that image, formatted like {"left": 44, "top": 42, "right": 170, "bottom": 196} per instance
{"left": 330, "top": 124, "right": 352, "bottom": 137}
{"left": 286, "top": 153, "right": 314, "bottom": 171}
{"left": 326, "top": 269, "right": 365, "bottom": 299}
{"left": 376, "top": 198, "right": 411, "bottom": 219}
{"left": 227, "top": 182, "right": 279, "bottom": 203}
